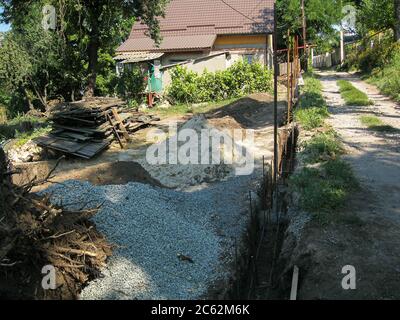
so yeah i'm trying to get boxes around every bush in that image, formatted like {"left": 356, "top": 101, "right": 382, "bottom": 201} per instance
{"left": 0, "top": 114, "right": 46, "bottom": 140}
{"left": 167, "top": 60, "right": 273, "bottom": 104}
{"left": 116, "top": 66, "right": 146, "bottom": 104}
{"left": 342, "top": 36, "right": 399, "bottom": 73}
{"left": 342, "top": 36, "right": 400, "bottom": 102}
{"left": 368, "top": 47, "right": 400, "bottom": 102}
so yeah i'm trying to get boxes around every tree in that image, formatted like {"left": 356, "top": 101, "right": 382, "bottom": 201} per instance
{"left": 0, "top": 1, "right": 62, "bottom": 112}
{"left": 356, "top": 0, "right": 395, "bottom": 36}
{"left": 1, "top": 0, "right": 169, "bottom": 97}
{"left": 277, "top": 0, "right": 344, "bottom": 50}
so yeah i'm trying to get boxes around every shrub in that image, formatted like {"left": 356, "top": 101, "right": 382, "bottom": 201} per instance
{"left": 0, "top": 114, "right": 46, "bottom": 140}
{"left": 116, "top": 66, "right": 146, "bottom": 104}
{"left": 167, "top": 60, "right": 273, "bottom": 104}
{"left": 368, "top": 47, "right": 400, "bottom": 102}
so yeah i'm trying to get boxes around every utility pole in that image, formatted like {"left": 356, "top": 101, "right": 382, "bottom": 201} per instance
{"left": 340, "top": 27, "right": 345, "bottom": 65}
{"left": 301, "top": 0, "right": 308, "bottom": 71}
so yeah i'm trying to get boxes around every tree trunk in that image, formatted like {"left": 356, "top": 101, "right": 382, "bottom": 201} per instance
{"left": 85, "top": 36, "right": 100, "bottom": 98}
{"left": 395, "top": 0, "right": 400, "bottom": 41}
{"left": 84, "top": 0, "right": 101, "bottom": 98}
{"left": 23, "top": 87, "right": 34, "bottom": 111}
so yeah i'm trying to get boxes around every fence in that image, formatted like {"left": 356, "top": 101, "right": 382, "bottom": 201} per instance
{"left": 312, "top": 48, "right": 342, "bottom": 69}
{"left": 278, "top": 59, "right": 301, "bottom": 76}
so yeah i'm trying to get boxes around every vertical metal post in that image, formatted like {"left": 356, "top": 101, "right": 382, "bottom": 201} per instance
{"left": 273, "top": 2, "right": 279, "bottom": 221}
{"left": 287, "top": 30, "right": 291, "bottom": 125}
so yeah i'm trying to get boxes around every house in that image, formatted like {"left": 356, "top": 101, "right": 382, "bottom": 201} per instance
{"left": 115, "top": 0, "right": 275, "bottom": 94}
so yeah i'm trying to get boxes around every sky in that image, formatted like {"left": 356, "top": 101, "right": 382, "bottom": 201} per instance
{"left": 0, "top": 7, "right": 11, "bottom": 32}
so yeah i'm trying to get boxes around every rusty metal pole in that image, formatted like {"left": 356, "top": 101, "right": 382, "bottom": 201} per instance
{"left": 273, "top": 2, "right": 279, "bottom": 222}
{"left": 287, "top": 31, "right": 291, "bottom": 125}
{"left": 291, "top": 36, "right": 297, "bottom": 102}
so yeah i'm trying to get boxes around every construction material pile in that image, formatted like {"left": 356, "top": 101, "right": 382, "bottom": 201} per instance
{"left": 35, "top": 97, "right": 157, "bottom": 159}
{"left": 0, "top": 148, "right": 112, "bottom": 299}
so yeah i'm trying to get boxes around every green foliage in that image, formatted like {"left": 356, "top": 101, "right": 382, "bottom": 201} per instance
{"left": 0, "top": 34, "right": 32, "bottom": 91}
{"left": 277, "top": 0, "right": 343, "bottom": 51}
{"left": 0, "top": 106, "right": 7, "bottom": 124}
{"left": 294, "top": 76, "right": 329, "bottom": 130}
{"left": 360, "top": 115, "right": 399, "bottom": 133}
{"left": 149, "top": 98, "right": 237, "bottom": 117}
{"left": 302, "top": 130, "right": 344, "bottom": 164}
{"left": 0, "top": 0, "right": 168, "bottom": 112}
{"left": 290, "top": 160, "right": 359, "bottom": 219}
{"left": 356, "top": 0, "right": 395, "bottom": 37}
{"left": 291, "top": 71, "right": 359, "bottom": 223}
{"left": 14, "top": 126, "right": 52, "bottom": 147}
{"left": 167, "top": 60, "right": 273, "bottom": 104}
{"left": 116, "top": 66, "right": 146, "bottom": 103}
{"left": 0, "top": 114, "right": 46, "bottom": 140}
{"left": 337, "top": 80, "right": 372, "bottom": 106}
{"left": 368, "top": 44, "right": 400, "bottom": 102}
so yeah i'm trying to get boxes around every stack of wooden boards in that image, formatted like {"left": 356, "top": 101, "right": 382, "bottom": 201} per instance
{"left": 34, "top": 98, "right": 158, "bottom": 159}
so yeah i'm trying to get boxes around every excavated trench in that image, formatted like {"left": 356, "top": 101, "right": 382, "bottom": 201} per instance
{"left": 213, "top": 125, "right": 299, "bottom": 300}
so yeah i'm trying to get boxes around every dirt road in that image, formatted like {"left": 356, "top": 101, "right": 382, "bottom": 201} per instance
{"left": 297, "top": 71, "right": 400, "bottom": 299}
{"left": 320, "top": 71, "right": 400, "bottom": 226}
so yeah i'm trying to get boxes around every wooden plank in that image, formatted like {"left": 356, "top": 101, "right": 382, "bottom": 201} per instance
{"left": 107, "top": 114, "right": 124, "bottom": 149}
{"left": 52, "top": 115, "right": 96, "bottom": 125}
{"left": 111, "top": 108, "right": 131, "bottom": 142}
{"left": 290, "top": 265, "right": 299, "bottom": 301}
{"left": 35, "top": 135, "right": 110, "bottom": 159}
{"left": 53, "top": 124, "right": 107, "bottom": 134}
{"left": 56, "top": 132, "right": 92, "bottom": 142}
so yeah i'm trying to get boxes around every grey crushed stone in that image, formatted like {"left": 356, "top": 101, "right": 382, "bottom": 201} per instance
{"left": 44, "top": 175, "right": 254, "bottom": 300}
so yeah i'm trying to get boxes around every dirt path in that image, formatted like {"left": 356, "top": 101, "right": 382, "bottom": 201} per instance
{"left": 319, "top": 71, "right": 400, "bottom": 224}
{"left": 303, "top": 70, "right": 400, "bottom": 299}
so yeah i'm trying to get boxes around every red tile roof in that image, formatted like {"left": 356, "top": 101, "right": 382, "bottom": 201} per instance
{"left": 117, "top": 34, "right": 217, "bottom": 52}
{"left": 117, "top": 0, "right": 274, "bottom": 52}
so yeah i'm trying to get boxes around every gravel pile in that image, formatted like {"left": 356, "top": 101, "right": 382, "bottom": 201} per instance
{"left": 137, "top": 115, "right": 256, "bottom": 190}
{"left": 44, "top": 176, "right": 253, "bottom": 300}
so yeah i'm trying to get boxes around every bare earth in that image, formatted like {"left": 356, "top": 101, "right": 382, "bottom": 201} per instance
{"left": 293, "top": 71, "right": 400, "bottom": 300}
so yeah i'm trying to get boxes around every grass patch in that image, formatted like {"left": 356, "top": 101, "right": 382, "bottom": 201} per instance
{"left": 291, "top": 74, "right": 360, "bottom": 224}
{"left": 359, "top": 115, "right": 399, "bottom": 133}
{"left": 294, "top": 107, "right": 329, "bottom": 130}
{"left": 290, "top": 159, "right": 359, "bottom": 222}
{"left": 0, "top": 115, "right": 47, "bottom": 141}
{"left": 14, "top": 126, "right": 52, "bottom": 147}
{"left": 302, "top": 130, "right": 344, "bottom": 164}
{"left": 294, "top": 76, "right": 329, "bottom": 130}
{"left": 337, "top": 80, "right": 372, "bottom": 106}
{"left": 150, "top": 98, "right": 238, "bottom": 117}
